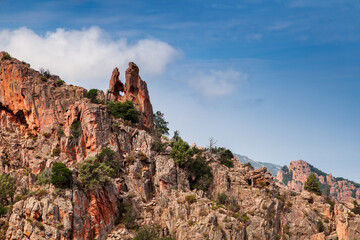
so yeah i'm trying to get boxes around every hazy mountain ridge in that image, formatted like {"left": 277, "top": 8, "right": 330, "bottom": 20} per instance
{"left": 235, "top": 153, "right": 282, "bottom": 176}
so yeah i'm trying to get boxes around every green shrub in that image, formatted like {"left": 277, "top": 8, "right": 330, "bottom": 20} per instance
{"left": 52, "top": 147, "right": 61, "bottom": 156}
{"left": 170, "top": 138, "right": 193, "bottom": 167}
{"left": 153, "top": 111, "right": 169, "bottom": 135}
{"left": 56, "top": 128, "right": 65, "bottom": 138}
{"left": 304, "top": 174, "right": 321, "bottom": 195}
{"left": 51, "top": 162, "right": 72, "bottom": 188}
{"left": 39, "top": 68, "right": 51, "bottom": 78}
{"left": 107, "top": 100, "right": 139, "bottom": 123}
{"left": 185, "top": 195, "right": 197, "bottom": 204}
{"left": 85, "top": 89, "right": 99, "bottom": 103}
{"left": 217, "top": 192, "right": 228, "bottom": 205}
{"left": 245, "top": 162, "right": 254, "bottom": 169}
{"left": 56, "top": 79, "right": 65, "bottom": 86}
{"left": 78, "top": 158, "right": 114, "bottom": 189}
{"left": 241, "top": 213, "right": 249, "bottom": 222}
{"left": 352, "top": 201, "right": 360, "bottom": 215}
{"left": 151, "top": 139, "right": 165, "bottom": 153}
{"left": 219, "top": 149, "right": 234, "bottom": 168}
{"left": 133, "top": 226, "right": 158, "bottom": 240}
{"left": 70, "top": 121, "right": 82, "bottom": 139}
{"left": 42, "top": 132, "right": 51, "bottom": 138}
{"left": 118, "top": 199, "right": 136, "bottom": 229}
{"left": 3, "top": 53, "right": 11, "bottom": 60}
{"left": 188, "top": 156, "right": 213, "bottom": 192}
{"left": 98, "top": 147, "right": 115, "bottom": 160}
{"left": 317, "top": 219, "right": 325, "bottom": 232}
{"left": 0, "top": 174, "right": 15, "bottom": 205}
{"left": 37, "top": 168, "right": 51, "bottom": 185}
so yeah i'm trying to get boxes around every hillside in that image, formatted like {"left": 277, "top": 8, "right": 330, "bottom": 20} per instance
{"left": 276, "top": 160, "right": 360, "bottom": 203}
{"left": 235, "top": 154, "right": 282, "bottom": 176}
{"left": 0, "top": 52, "right": 360, "bottom": 240}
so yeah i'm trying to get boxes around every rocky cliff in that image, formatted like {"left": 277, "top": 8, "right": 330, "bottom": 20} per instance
{"left": 276, "top": 160, "right": 360, "bottom": 203}
{"left": 1, "top": 52, "right": 360, "bottom": 240}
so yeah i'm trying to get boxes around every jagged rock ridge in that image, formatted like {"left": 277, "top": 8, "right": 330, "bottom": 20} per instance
{"left": 0, "top": 52, "right": 360, "bottom": 240}
{"left": 106, "top": 62, "right": 153, "bottom": 130}
{"left": 276, "top": 160, "right": 360, "bottom": 203}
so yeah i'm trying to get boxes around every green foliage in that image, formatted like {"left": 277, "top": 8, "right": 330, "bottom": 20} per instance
{"left": 118, "top": 199, "right": 136, "bottom": 229}
{"left": 133, "top": 226, "right": 175, "bottom": 240}
{"left": 0, "top": 174, "right": 15, "bottom": 205}
{"left": 309, "top": 164, "right": 327, "bottom": 177}
{"left": 85, "top": 89, "right": 99, "bottom": 103}
{"left": 39, "top": 68, "right": 51, "bottom": 78}
{"left": 51, "top": 162, "right": 72, "bottom": 188}
{"left": 56, "top": 79, "right": 65, "bottom": 86}
{"left": 56, "top": 128, "right": 64, "bottom": 138}
{"left": 98, "top": 147, "right": 116, "bottom": 160}
{"left": 70, "top": 121, "right": 82, "bottom": 139}
{"left": 151, "top": 139, "right": 165, "bottom": 153}
{"left": 317, "top": 219, "right": 325, "bottom": 232}
{"left": 3, "top": 53, "right": 11, "bottom": 60}
{"left": 219, "top": 149, "right": 234, "bottom": 168}
{"left": 107, "top": 100, "right": 139, "bottom": 123}
{"left": 241, "top": 213, "right": 249, "bottom": 222}
{"left": 78, "top": 158, "right": 114, "bottom": 189}
{"left": 282, "top": 166, "right": 293, "bottom": 186}
{"left": 185, "top": 195, "right": 197, "bottom": 204}
{"left": 217, "top": 192, "right": 228, "bottom": 205}
{"left": 52, "top": 147, "right": 61, "bottom": 156}
{"left": 352, "top": 201, "right": 360, "bottom": 215}
{"left": 188, "top": 155, "right": 213, "bottom": 192}
{"left": 245, "top": 162, "right": 254, "bottom": 169}
{"left": 172, "top": 130, "right": 180, "bottom": 141}
{"left": 37, "top": 168, "right": 51, "bottom": 185}
{"left": 42, "top": 132, "right": 51, "bottom": 138}
{"left": 153, "top": 111, "right": 169, "bottom": 135}
{"left": 304, "top": 174, "right": 321, "bottom": 195}
{"left": 170, "top": 138, "right": 193, "bottom": 167}
{"left": 133, "top": 226, "right": 157, "bottom": 240}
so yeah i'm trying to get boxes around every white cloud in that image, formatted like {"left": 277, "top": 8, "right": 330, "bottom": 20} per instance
{"left": 268, "top": 22, "right": 293, "bottom": 31}
{"left": 0, "top": 26, "right": 181, "bottom": 89}
{"left": 188, "top": 70, "right": 247, "bottom": 97}
{"left": 247, "top": 33, "right": 263, "bottom": 41}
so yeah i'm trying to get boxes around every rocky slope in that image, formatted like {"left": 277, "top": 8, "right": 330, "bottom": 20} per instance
{"left": 0, "top": 52, "right": 360, "bottom": 240}
{"left": 276, "top": 160, "right": 360, "bottom": 203}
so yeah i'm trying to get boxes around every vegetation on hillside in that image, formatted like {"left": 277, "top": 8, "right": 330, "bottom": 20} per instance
{"left": 51, "top": 162, "right": 72, "bottom": 188}
{"left": 107, "top": 100, "right": 139, "bottom": 124}
{"left": 78, "top": 147, "right": 121, "bottom": 189}
{"left": 86, "top": 89, "right": 99, "bottom": 103}
{"left": 304, "top": 173, "right": 321, "bottom": 195}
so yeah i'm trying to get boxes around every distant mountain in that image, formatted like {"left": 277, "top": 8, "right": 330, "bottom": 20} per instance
{"left": 235, "top": 154, "right": 282, "bottom": 176}
{"left": 277, "top": 160, "right": 360, "bottom": 203}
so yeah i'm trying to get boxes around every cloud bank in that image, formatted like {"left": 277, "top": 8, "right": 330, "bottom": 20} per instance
{"left": 188, "top": 70, "right": 247, "bottom": 97}
{"left": 0, "top": 27, "right": 181, "bottom": 89}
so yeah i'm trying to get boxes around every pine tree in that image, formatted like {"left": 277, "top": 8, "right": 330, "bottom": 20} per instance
{"left": 304, "top": 173, "right": 321, "bottom": 195}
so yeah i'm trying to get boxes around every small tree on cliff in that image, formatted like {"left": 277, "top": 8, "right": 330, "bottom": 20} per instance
{"left": 0, "top": 174, "right": 15, "bottom": 205}
{"left": 304, "top": 173, "right": 321, "bottom": 195}
{"left": 153, "top": 111, "right": 169, "bottom": 136}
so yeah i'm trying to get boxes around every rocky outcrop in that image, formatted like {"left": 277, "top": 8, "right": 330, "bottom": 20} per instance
{"left": 106, "top": 62, "right": 153, "bottom": 130}
{"left": 276, "top": 160, "right": 360, "bottom": 203}
{"left": 1, "top": 53, "right": 360, "bottom": 240}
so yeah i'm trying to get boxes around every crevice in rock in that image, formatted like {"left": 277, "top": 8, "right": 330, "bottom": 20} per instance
{"left": 0, "top": 102, "right": 29, "bottom": 128}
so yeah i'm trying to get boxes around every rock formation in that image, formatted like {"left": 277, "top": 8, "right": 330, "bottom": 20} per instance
{"left": 0, "top": 52, "right": 360, "bottom": 240}
{"left": 106, "top": 62, "right": 153, "bottom": 130}
{"left": 276, "top": 160, "right": 360, "bottom": 203}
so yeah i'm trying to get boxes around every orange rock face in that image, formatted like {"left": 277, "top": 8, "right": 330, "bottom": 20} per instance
{"left": 276, "top": 159, "right": 360, "bottom": 203}
{"left": 106, "top": 62, "right": 153, "bottom": 130}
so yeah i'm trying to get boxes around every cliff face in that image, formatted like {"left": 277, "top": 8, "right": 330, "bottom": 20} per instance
{"left": 276, "top": 160, "right": 360, "bottom": 203}
{"left": 1, "top": 52, "right": 360, "bottom": 240}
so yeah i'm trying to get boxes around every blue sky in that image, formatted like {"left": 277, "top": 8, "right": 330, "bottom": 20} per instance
{"left": 0, "top": 0, "right": 359, "bottom": 182}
